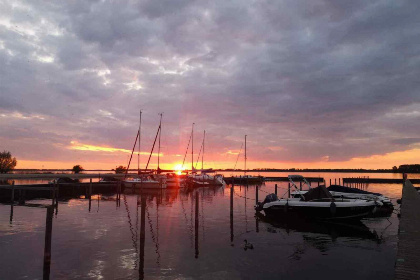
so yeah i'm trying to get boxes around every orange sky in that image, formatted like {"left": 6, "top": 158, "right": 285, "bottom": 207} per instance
{"left": 15, "top": 143, "right": 420, "bottom": 170}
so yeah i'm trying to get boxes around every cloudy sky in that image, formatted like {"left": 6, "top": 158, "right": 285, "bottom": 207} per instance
{"left": 1, "top": 0, "right": 419, "bottom": 170}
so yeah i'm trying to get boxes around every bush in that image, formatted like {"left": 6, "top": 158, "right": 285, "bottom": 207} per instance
{"left": 0, "top": 151, "right": 17, "bottom": 174}
{"left": 114, "top": 165, "right": 127, "bottom": 174}
{"left": 72, "top": 165, "right": 84, "bottom": 174}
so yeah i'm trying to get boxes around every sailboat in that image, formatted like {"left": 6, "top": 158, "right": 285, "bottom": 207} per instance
{"left": 184, "top": 127, "right": 225, "bottom": 187}
{"left": 226, "top": 135, "right": 264, "bottom": 184}
{"left": 124, "top": 112, "right": 166, "bottom": 189}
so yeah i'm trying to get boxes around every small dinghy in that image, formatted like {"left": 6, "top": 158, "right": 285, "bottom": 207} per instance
{"left": 256, "top": 175, "right": 380, "bottom": 221}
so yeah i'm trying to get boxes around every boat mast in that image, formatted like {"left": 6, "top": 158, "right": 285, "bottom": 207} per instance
{"left": 157, "top": 113, "right": 163, "bottom": 173}
{"left": 138, "top": 110, "right": 142, "bottom": 174}
{"left": 244, "top": 135, "right": 247, "bottom": 176}
{"left": 191, "top": 123, "right": 194, "bottom": 173}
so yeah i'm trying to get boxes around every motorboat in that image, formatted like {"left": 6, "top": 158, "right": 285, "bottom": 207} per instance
{"left": 123, "top": 175, "right": 166, "bottom": 189}
{"left": 255, "top": 175, "right": 380, "bottom": 221}
{"left": 184, "top": 172, "right": 225, "bottom": 187}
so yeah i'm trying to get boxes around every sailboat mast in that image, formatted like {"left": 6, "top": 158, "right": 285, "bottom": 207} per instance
{"left": 244, "top": 135, "right": 247, "bottom": 176}
{"left": 202, "top": 130, "right": 205, "bottom": 170}
{"left": 138, "top": 110, "right": 142, "bottom": 173}
{"left": 157, "top": 113, "right": 163, "bottom": 172}
{"left": 191, "top": 123, "right": 194, "bottom": 172}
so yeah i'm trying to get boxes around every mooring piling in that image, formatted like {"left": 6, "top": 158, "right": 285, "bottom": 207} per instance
{"left": 275, "top": 184, "right": 278, "bottom": 196}
{"left": 43, "top": 205, "right": 54, "bottom": 280}
{"left": 230, "top": 184, "right": 234, "bottom": 245}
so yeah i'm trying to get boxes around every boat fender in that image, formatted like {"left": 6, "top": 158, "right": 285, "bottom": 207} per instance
{"left": 330, "top": 200, "right": 336, "bottom": 216}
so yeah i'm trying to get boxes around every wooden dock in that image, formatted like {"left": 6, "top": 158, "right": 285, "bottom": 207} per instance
{"left": 343, "top": 178, "right": 420, "bottom": 184}
{"left": 0, "top": 173, "right": 137, "bottom": 180}
{"left": 0, "top": 181, "right": 121, "bottom": 202}
{"left": 395, "top": 179, "right": 420, "bottom": 280}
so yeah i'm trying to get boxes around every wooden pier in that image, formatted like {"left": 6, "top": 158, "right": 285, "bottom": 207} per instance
{"left": 0, "top": 181, "right": 122, "bottom": 203}
{"left": 395, "top": 179, "right": 420, "bottom": 280}
{"left": 343, "top": 178, "right": 420, "bottom": 184}
{"left": 224, "top": 176, "right": 324, "bottom": 184}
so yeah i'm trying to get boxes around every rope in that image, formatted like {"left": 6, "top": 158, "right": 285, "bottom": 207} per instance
{"left": 232, "top": 188, "right": 256, "bottom": 200}
{"left": 233, "top": 143, "right": 243, "bottom": 170}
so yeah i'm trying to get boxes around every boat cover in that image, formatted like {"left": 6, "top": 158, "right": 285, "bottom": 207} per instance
{"left": 327, "top": 185, "right": 381, "bottom": 196}
{"left": 302, "top": 185, "right": 332, "bottom": 201}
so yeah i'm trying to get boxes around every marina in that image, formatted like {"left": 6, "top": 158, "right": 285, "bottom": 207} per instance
{"left": 0, "top": 172, "right": 419, "bottom": 279}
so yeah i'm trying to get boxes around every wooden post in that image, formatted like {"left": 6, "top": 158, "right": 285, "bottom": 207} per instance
{"left": 275, "top": 184, "right": 278, "bottom": 196}
{"left": 317, "top": 180, "right": 320, "bottom": 187}
{"left": 139, "top": 192, "right": 146, "bottom": 279}
{"left": 288, "top": 182, "right": 290, "bottom": 198}
{"left": 10, "top": 181, "right": 15, "bottom": 223}
{"left": 43, "top": 206, "right": 54, "bottom": 280}
{"left": 55, "top": 182, "right": 59, "bottom": 209}
{"left": 329, "top": 179, "right": 332, "bottom": 186}
{"left": 255, "top": 185, "right": 258, "bottom": 203}
{"left": 52, "top": 182, "right": 56, "bottom": 206}
{"left": 335, "top": 178, "right": 337, "bottom": 185}
{"left": 195, "top": 192, "right": 199, "bottom": 259}
{"left": 230, "top": 184, "right": 234, "bottom": 245}
{"left": 89, "top": 178, "right": 93, "bottom": 199}
{"left": 11, "top": 180, "right": 15, "bottom": 203}
{"left": 299, "top": 181, "right": 302, "bottom": 191}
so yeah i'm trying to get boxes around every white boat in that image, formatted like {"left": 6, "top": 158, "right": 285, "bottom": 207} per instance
{"left": 124, "top": 175, "right": 166, "bottom": 189}
{"left": 255, "top": 175, "right": 380, "bottom": 221}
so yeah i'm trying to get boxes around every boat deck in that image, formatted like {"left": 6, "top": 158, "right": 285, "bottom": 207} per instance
{"left": 395, "top": 179, "right": 420, "bottom": 280}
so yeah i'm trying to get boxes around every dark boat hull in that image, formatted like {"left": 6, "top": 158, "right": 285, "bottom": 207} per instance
{"left": 263, "top": 204, "right": 376, "bottom": 221}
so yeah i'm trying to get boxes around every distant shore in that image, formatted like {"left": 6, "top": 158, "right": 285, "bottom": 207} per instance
{"left": 8, "top": 168, "right": 419, "bottom": 174}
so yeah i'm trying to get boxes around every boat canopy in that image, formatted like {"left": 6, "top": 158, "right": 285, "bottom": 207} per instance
{"left": 302, "top": 185, "right": 332, "bottom": 201}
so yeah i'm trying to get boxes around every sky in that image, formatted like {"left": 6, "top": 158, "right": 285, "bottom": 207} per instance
{"left": 0, "top": 0, "right": 419, "bottom": 170}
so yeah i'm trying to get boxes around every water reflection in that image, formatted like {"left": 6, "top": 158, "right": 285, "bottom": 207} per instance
{"left": 255, "top": 212, "right": 382, "bottom": 244}
{"left": 0, "top": 180, "right": 399, "bottom": 280}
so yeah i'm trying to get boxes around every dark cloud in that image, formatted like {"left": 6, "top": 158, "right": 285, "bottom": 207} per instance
{"left": 0, "top": 0, "right": 419, "bottom": 167}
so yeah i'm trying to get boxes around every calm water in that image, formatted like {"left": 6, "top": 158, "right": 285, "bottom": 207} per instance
{"left": 1, "top": 172, "right": 418, "bottom": 279}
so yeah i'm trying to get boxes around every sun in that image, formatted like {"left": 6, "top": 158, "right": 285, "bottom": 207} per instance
{"left": 173, "top": 164, "right": 185, "bottom": 175}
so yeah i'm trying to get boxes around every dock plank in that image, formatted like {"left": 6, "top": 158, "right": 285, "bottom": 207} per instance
{"left": 395, "top": 180, "right": 420, "bottom": 280}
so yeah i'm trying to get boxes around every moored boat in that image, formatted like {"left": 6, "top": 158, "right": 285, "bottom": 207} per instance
{"left": 255, "top": 175, "right": 380, "bottom": 221}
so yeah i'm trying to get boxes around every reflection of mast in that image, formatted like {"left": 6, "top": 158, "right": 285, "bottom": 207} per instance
{"left": 195, "top": 191, "right": 199, "bottom": 258}
{"left": 139, "top": 194, "right": 146, "bottom": 280}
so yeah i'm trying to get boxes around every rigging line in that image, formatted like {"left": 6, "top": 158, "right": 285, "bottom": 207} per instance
{"left": 195, "top": 141, "right": 203, "bottom": 170}
{"left": 145, "top": 124, "right": 161, "bottom": 171}
{"left": 233, "top": 143, "right": 243, "bottom": 170}
{"left": 124, "top": 129, "right": 140, "bottom": 179}
{"left": 182, "top": 130, "right": 193, "bottom": 169}
{"left": 146, "top": 205, "right": 161, "bottom": 266}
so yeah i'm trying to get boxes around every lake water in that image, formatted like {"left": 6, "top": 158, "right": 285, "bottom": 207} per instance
{"left": 1, "top": 172, "right": 418, "bottom": 279}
